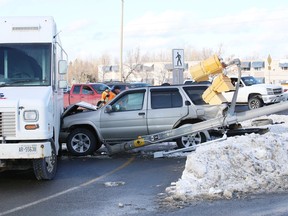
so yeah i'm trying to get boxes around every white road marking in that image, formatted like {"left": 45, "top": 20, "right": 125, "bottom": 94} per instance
{"left": 0, "top": 157, "right": 135, "bottom": 216}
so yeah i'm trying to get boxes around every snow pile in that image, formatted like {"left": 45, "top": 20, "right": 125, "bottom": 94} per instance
{"left": 166, "top": 114, "right": 288, "bottom": 201}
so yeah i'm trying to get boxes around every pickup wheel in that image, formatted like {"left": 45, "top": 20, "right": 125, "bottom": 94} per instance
{"left": 33, "top": 140, "right": 57, "bottom": 180}
{"left": 67, "top": 128, "right": 97, "bottom": 156}
{"left": 176, "top": 124, "right": 210, "bottom": 148}
{"left": 248, "top": 96, "right": 263, "bottom": 109}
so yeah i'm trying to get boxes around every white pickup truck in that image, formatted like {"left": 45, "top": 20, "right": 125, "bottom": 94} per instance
{"left": 222, "top": 76, "right": 286, "bottom": 109}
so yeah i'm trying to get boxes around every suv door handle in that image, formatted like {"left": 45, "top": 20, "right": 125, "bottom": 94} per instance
{"left": 138, "top": 112, "right": 145, "bottom": 116}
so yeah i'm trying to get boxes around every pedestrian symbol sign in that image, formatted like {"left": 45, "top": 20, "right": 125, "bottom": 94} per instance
{"left": 172, "top": 49, "right": 184, "bottom": 69}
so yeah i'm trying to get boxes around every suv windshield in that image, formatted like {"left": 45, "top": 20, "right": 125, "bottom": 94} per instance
{"left": 0, "top": 44, "right": 51, "bottom": 86}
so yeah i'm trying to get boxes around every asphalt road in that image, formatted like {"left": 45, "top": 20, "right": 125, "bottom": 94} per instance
{"left": 0, "top": 152, "right": 187, "bottom": 216}
{"left": 1, "top": 150, "right": 288, "bottom": 216}
{"left": 1, "top": 104, "right": 288, "bottom": 216}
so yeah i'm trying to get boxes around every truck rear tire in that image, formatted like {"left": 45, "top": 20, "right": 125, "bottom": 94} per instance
{"left": 33, "top": 140, "right": 57, "bottom": 180}
{"left": 248, "top": 96, "right": 263, "bottom": 109}
{"left": 175, "top": 124, "right": 210, "bottom": 148}
{"left": 66, "top": 128, "right": 97, "bottom": 156}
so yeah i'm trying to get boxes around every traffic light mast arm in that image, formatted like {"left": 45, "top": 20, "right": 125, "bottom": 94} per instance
{"left": 105, "top": 100, "right": 288, "bottom": 155}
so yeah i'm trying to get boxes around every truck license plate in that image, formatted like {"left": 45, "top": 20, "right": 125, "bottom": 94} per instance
{"left": 19, "top": 145, "right": 37, "bottom": 153}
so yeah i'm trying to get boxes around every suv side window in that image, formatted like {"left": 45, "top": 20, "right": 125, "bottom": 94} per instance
{"left": 111, "top": 90, "right": 145, "bottom": 111}
{"left": 151, "top": 89, "right": 182, "bottom": 109}
{"left": 183, "top": 86, "right": 208, "bottom": 105}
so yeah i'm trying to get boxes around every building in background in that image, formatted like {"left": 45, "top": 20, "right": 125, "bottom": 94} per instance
{"left": 98, "top": 59, "right": 288, "bottom": 86}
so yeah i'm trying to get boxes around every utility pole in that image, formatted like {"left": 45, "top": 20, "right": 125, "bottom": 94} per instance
{"left": 120, "top": 0, "right": 124, "bottom": 81}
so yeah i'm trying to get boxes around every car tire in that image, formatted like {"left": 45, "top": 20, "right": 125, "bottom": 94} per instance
{"left": 33, "top": 140, "right": 57, "bottom": 180}
{"left": 175, "top": 124, "right": 210, "bottom": 148}
{"left": 248, "top": 96, "right": 263, "bottom": 109}
{"left": 66, "top": 128, "right": 97, "bottom": 156}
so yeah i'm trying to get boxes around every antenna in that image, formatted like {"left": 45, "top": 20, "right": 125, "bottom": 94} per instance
{"left": 53, "top": 30, "right": 62, "bottom": 39}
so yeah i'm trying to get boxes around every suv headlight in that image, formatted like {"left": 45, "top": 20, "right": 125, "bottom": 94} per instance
{"left": 266, "top": 88, "right": 274, "bottom": 95}
{"left": 23, "top": 110, "right": 39, "bottom": 121}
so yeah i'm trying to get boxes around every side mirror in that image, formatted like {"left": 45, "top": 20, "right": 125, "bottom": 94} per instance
{"left": 185, "top": 100, "right": 191, "bottom": 106}
{"left": 105, "top": 105, "right": 112, "bottom": 113}
{"left": 58, "top": 60, "right": 67, "bottom": 75}
{"left": 59, "top": 80, "right": 68, "bottom": 89}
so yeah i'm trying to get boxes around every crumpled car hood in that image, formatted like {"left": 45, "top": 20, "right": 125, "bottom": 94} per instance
{"left": 62, "top": 101, "right": 98, "bottom": 118}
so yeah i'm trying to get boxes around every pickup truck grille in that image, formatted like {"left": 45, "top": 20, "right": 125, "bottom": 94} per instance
{"left": 0, "top": 112, "right": 16, "bottom": 137}
{"left": 273, "top": 88, "right": 283, "bottom": 95}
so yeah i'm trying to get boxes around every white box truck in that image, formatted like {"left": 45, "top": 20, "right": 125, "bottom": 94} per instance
{"left": 0, "top": 16, "right": 68, "bottom": 180}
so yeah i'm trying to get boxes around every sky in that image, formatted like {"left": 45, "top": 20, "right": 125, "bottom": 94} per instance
{"left": 1, "top": 0, "right": 288, "bottom": 62}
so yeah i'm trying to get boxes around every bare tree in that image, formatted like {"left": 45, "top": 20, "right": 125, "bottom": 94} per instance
{"left": 67, "top": 59, "right": 99, "bottom": 84}
{"left": 184, "top": 44, "right": 225, "bottom": 61}
{"left": 154, "top": 50, "right": 171, "bottom": 62}
{"left": 201, "top": 47, "right": 214, "bottom": 60}
{"left": 99, "top": 53, "right": 111, "bottom": 81}
{"left": 123, "top": 47, "right": 142, "bottom": 82}
{"left": 140, "top": 51, "right": 152, "bottom": 62}
{"left": 66, "top": 44, "right": 234, "bottom": 85}
{"left": 154, "top": 69, "right": 171, "bottom": 85}
{"left": 215, "top": 43, "right": 225, "bottom": 57}
{"left": 242, "top": 52, "right": 260, "bottom": 60}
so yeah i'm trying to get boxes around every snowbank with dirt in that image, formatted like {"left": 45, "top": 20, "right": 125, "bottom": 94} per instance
{"left": 166, "top": 114, "right": 288, "bottom": 201}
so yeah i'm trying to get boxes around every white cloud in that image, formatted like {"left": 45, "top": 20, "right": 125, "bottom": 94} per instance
{"left": 121, "top": 7, "right": 288, "bottom": 59}
{"left": 56, "top": 4, "right": 288, "bottom": 60}
{"left": 125, "top": 10, "right": 188, "bottom": 38}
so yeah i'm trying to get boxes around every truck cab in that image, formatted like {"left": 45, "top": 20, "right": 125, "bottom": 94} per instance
{"left": 0, "top": 17, "right": 67, "bottom": 180}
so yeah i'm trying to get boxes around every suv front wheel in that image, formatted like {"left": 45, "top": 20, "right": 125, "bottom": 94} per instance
{"left": 66, "top": 128, "right": 98, "bottom": 156}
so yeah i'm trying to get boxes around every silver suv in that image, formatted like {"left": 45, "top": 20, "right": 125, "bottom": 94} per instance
{"left": 60, "top": 84, "right": 228, "bottom": 156}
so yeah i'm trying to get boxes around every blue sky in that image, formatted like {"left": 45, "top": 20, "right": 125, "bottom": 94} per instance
{"left": 1, "top": 0, "right": 288, "bottom": 62}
